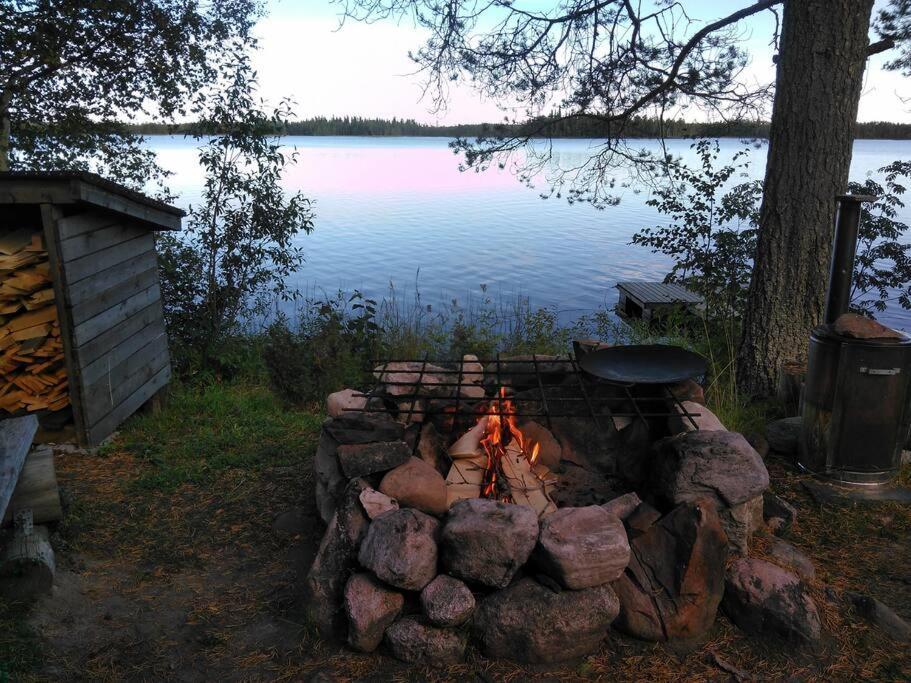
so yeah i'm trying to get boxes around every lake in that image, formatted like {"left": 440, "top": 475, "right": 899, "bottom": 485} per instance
{"left": 150, "top": 136, "right": 911, "bottom": 331}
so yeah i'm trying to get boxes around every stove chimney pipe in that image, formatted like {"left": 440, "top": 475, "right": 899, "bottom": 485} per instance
{"left": 824, "top": 194, "right": 876, "bottom": 324}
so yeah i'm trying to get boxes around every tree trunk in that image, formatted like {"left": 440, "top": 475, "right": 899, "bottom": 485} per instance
{"left": 0, "top": 90, "right": 11, "bottom": 172}
{"left": 737, "top": 0, "right": 874, "bottom": 397}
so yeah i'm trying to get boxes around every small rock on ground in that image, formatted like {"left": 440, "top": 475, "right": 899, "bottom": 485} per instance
{"left": 765, "top": 417, "right": 802, "bottom": 455}
{"left": 723, "top": 557, "right": 821, "bottom": 643}
{"left": 763, "top": 491, "right": 798, "bottom": 535}
{"left": 846, "top": 591, "right": 911, "bottom": 642}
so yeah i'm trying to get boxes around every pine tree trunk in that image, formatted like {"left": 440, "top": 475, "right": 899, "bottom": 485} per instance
{"left": 737, "top": 0, "right": 874, "bottom": 397}
{"left": 0, "top": 90, "right": 11, "bottom": 172}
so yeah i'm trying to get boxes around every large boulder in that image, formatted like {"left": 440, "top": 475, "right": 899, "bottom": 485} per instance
{"left": 358, "top": 509, "right": 439, "bottom": 591}
{"left": 337, "top": 441, "right": 411, "bottom": 479}
{"left": 612, "top": 498, "right": 728, "bottom": 643}
{"left": 474, "top": 577, "right": 620, "bottom": 663}
{"left": 440, "top": 499, "right": 539, "bottom": 589}
{"left": 343, "top": 573, "right": 403, "bottom": 652}
{"left": 534, "top": 506, "right": 630, "bottom": 589}
{"left": 306, "top": 479, "right": 371, "bottom": 638}
{"left": 650, "top": 430, "right": 769, "bottom": 554}
{"left": 379, "top": 457, "right": 448, "bottom": 516}
{"left": 420, "top": 574, "right": 476, "bottom": 627}
{"left": 384, "top": 615, "right": 467, "bottom": 666}
{"left": 722, "top": 557, "right": 821, "bottom": 643}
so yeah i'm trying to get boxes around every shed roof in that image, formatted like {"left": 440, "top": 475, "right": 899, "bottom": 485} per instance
{"left": 0, "top": 171, "right": 184, "bottom": 230}
{"left": 616, "top": 281, "right": 703, "bottom": 305}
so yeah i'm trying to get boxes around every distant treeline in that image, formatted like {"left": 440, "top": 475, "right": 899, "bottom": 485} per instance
{"left": 126, "top": 115, "right": 911, "bottom": 140}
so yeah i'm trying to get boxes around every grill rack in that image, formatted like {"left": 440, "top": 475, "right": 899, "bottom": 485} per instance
{"left": 346, "top": 355, "right": 701, "bottom": 436}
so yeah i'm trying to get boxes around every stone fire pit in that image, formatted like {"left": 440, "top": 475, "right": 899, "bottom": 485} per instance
{"left": 306, "top": 354, "right": 818, "bottom": 666}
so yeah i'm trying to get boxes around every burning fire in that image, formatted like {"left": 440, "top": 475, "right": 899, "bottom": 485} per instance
{"left": 479, "top": 388, "right": 546, "bottom": 505}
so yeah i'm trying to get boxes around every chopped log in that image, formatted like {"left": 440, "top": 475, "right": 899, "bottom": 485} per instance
{"left": 777, "top": 362, "right": 806, "bottom": 417}
{"left": 0, "top": 415, "right": 38, "bottom": 521}
{"left": 3, "top": 446, "right": 61, "bottom": 525}
{"left": 499, "top": 441, "right": 557, "bottom": 517}
{"left": 0, "top": 512, "right": 55, "bottom": 600}
{"left": 0, "top": 228, "right": 68, "bottom": 415}
{"left": 445, "top": 455, "right": 487, "bottom": 507}
{"left": 448, "top": 416, "right": 489, "bottom": 459}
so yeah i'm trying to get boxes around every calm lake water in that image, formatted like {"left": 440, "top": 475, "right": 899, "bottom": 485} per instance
{"left": 150, "top": 136, "right": 911, "bottom": 331}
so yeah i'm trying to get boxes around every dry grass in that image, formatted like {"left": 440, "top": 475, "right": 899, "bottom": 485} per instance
{"left": 4, "top": 380, "right": 911, "bottom": 682}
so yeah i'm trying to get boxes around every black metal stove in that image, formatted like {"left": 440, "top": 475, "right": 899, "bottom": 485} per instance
{"left": 799, "top": 195, "right": 911, "bottom": 484}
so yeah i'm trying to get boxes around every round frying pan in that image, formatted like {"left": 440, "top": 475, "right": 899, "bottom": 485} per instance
{"left": 579, "top": 344, "right": 708, "bottom": 385}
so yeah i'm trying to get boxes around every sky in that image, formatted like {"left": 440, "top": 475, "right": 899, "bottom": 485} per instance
{"left": 253, "top": 0, "right": 911, "bottom": 125}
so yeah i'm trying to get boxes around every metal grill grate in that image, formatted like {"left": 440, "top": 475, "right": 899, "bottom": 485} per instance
{"left": 345, "top": 355, "right": 701, "bottom": 435}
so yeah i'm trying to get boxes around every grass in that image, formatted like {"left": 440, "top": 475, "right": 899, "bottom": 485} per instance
{"left": 0, "top": 605, "right": 42, "bottom": 680}
{"left": 120, "top": 379, "right": 323, "bottom": 492}
{"left": 4, "top": 352, "right": 910, "bottom": 680}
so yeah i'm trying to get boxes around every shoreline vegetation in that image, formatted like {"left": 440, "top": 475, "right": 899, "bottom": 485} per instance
{"left": 125, "top": 115, "right": 911, "bottom": 140}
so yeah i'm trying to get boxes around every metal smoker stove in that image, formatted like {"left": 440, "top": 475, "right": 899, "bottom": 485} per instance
{"left": 799, "top": 195, "right": 911, "bottom": 485}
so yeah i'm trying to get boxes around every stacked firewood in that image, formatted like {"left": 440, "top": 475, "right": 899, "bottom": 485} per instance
{"left": 0, "top": 229, "right": 69, "bottom": 414}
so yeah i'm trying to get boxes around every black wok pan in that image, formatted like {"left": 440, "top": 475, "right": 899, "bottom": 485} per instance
{"left": 578, "top": 344, "right": 707, "bottom": 385}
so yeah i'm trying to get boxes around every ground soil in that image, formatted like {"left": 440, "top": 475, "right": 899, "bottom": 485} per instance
{"left": 8, "top": 416, "right": 911, "bottom": 682}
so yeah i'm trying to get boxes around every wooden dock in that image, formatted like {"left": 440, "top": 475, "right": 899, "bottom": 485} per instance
{"left": 615, "top": 281, "right": 703, "bottom": 323}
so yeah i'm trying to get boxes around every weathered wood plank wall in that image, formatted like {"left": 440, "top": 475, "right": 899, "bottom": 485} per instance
{"left": 48, "top": 208, "right": 171, "bottom": 445}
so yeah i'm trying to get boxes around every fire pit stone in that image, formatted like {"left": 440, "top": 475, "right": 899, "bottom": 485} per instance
{"left": 337, "top": 440, "right": 411, "bottom": 479}
{"left": 650, "top": 430, "right": 770, "bottom": 553}
{"left": 612, "top": 497, "right": 728, "bottom": 642}
{"left": 306, "top": 352, "right": 787, "bottom": 662}
{"left": 343, "top": 572, "right": 404, "bottom": 652}
{"left": 474, "top": 577, "right": 621, "bottom": 664}
{"left": 534, "top": 505, "right": 631, "bottom": 589}
{"left": 378, "top": 457, "right": 448, "bottom": 515}
{"left": 420, "top": 574, "right": 476, "bottom": 627}
{"left": 601, "top": 491, "right": 642, "bottom": 520}
{"left": 357, "top": 508, "right": 439, "bottom": 591}
{"left": 440, "top": 498, "right": 539, "bottom": 589}
{"left": 384, "top": 615, "right": 468, "bottom": 666}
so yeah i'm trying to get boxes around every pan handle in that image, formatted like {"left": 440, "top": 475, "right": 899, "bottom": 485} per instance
{"left": 572, "top": 339, "right": 609, "bottom": 363}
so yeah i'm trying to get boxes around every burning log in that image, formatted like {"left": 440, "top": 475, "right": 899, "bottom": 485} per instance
{"left": 444, "top": 388, "right": 557, "bottom": 517}
{"left": 499, "top": 441, "right": 557, "bottom": 516}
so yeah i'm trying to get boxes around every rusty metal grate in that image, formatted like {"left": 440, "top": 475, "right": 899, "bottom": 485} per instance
{"left": 345, "top": 355, "right": 701, "bottom": 435}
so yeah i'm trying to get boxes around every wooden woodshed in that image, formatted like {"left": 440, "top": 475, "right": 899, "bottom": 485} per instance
{"left": 0, "top": 172, "right": 183, "bottom": 446}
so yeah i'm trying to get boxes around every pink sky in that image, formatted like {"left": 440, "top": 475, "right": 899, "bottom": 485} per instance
{"left": 254, "top": 1, "right": 911, "bottom": 125}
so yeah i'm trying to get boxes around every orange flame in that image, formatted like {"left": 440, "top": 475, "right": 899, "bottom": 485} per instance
{"left": 478, "top": 387, "right": 538, "bottom": 499}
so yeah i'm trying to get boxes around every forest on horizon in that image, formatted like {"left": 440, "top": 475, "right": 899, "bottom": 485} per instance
{"left": 125, "top": 115, "right": 911, "bottom": 140}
